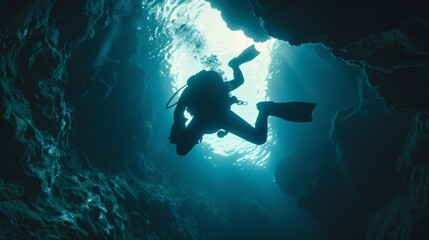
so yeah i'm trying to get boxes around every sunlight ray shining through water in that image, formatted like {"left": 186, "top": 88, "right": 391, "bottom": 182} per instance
{"left": 149, "top": 0, "right": 276, "bottom": 167}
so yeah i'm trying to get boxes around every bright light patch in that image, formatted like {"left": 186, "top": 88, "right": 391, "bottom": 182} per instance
{"left": 154, "top": 0, "right": 276, "bottom": 167}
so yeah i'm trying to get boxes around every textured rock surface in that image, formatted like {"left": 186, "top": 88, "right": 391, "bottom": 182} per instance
{"left": 3, "top": 0, "right": 429, "bottom": 239}
{"left": 206, "top": 0, "right": 429, "bottom": 239}
{"left": 209, "top": 0, "right": 429, "bottom": 112}
{"left": 0, "top": 1, "right": 227, "bottom": 239}
{"left": 258, "top": 1, "right": 429, "bottom": 239}
{"left": 206, "top": 0, "right": 269, "bottom": 42}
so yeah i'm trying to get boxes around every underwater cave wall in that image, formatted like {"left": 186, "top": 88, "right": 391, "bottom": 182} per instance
{"left": 207, "top": 0, "right": 429, "bottom": 239}
{"left": 2, "top": 0, "right": 429, "bottom": 238}
{"left": 0, "top": 0, "right": 228, "bottom": 239}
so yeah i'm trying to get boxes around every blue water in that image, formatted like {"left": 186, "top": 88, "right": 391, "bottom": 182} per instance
{"left": 0, "top": 0, "right": 363, "bottom": 239}
{"left": 139, "top": 0, "right": 359, "bottom": 239}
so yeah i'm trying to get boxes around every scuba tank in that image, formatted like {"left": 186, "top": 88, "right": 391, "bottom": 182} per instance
{"left": 167, "top": 70, "right": 247, "bottom": 138}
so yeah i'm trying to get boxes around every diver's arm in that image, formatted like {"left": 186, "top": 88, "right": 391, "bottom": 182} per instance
{"left": 170, "top": 89, "right": 188, "bottom": 144}
{"left": 225, "top": 66, "right": 244, "bottom": 92}
{"left": 174, "top": 100, "right": 187, "bottom": 123}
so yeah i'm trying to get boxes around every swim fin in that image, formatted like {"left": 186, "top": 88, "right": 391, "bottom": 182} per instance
{"left": 228, "top": 44, "right": 260, "bottom": 68}
{"left": 257, "top": 101, "right": 316, "bottom": 122}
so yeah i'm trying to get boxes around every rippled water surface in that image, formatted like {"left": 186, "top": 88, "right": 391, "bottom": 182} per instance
{"left": 143, "top": 0, "right": 276, "bottom": 166}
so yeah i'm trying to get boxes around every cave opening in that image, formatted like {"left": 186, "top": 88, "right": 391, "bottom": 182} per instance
{"left": 149, "top": 0, "right": 277, "bottom": 167}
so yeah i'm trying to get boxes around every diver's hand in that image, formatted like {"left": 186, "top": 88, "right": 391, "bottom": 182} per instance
{"left": 169, "top": 117, "right": 187, "bottom": 144}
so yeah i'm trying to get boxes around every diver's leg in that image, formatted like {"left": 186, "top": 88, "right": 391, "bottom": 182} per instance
{"left": 257, "top": 101, "right": 316, "bottom": 122}
{"left": 233, "top": 66, "right": 244, "bottom": 82}
{"left": 175, "top": 120, "right": 204, "bottom": 156}
{"left": 221, "top": 110, "right": 268, "bottom": 145}
{"left": 223, "top": 65, "right": 245, "bottom": 91}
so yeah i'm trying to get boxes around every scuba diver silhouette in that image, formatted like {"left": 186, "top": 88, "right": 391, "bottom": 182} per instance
{"left": 168, "top": 45, "right": 316, "bottom": 156}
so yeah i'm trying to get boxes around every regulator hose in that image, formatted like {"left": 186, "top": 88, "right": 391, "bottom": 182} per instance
{"left": 166, "top": 84, "right": 188, "bottom": 109}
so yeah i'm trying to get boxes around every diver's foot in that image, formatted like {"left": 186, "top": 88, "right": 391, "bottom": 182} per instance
{"left": 228, "top": 57, "right": 239, "bottom": 68}
{"left": 228, "top": 44, "right": 260, "bottom": 69}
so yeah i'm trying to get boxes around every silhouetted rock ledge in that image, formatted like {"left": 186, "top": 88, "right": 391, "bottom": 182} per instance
{"left": 208, "top": 0, "right": 429, "bottom": 239}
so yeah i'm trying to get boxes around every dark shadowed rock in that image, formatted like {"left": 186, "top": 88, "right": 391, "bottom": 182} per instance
{"left": 206, "top": 0, "right": 269, "bottom": 42}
